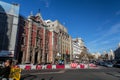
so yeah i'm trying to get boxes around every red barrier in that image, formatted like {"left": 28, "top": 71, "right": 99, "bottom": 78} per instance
{"left": 89, "top": 63, "right": 97, "bottom": 67}
{"left": 56, "top": 65, "right": 65, "bottom": 69}
{"left": 80, "top": 64, "right": 85, "bottom": 69}
{"left": 25, "top": 65, "right": 31, "bottom": 70}
{"left": 70, "top": 63, "right": 78, "bottom": 68}
{"left": 36, "top": 65, "right": 42, "bottom": 70}
{"left": 46, "top": 64, "right": 52, "bottom": 69}
{"left": 13, "top": 65, "right": 19, "bottom": 68}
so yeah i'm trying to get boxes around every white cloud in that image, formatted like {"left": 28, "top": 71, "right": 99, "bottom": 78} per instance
{"left": 87, "top": 23, "right": 120, "bottom": 52}
{"left": 104, "top": 23, "right": 120, "bottom": 36}
{"left": 40, "top": 0, "right": 51, "bottom": 8}
{"left": 87, "top": 9, "right": 120, "bottom": 52}
{"left": 95, "top": 23, "right": 120, "bottom": 40}
{"left": 100, "top": 41, "right": 110, "bottom": 45}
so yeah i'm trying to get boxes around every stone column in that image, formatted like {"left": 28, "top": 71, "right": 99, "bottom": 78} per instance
{"left": 37, "top": 50, "right": 41, "bottom": 64}
{"left": 31, "top": 48, "right": 35, "bottom": 64}
{"left": 22, "top": 51, "right": 26, "bottom": 64}
{"left": 42, "top": 28, "right": 45, "bottom": 63}
{"left": 25, "top": 21, "right": 32, "bottom": 63}
{"left": 25, "top": 50, "right": 30, "bottom": 63}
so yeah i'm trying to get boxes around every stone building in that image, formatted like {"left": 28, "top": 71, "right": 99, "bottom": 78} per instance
{"left": 20, "top": 12, "right": 46, "bottom": 64}
{"left": 108, "top": 50, "right": 115, "bottom": 60}
{"left": 19, "top": 13, "right": 60, "bottom": 64}
{"left": 91, "top": 52, "right": 101, "bottom": 60}
{"left": 72, "top": 38, "right": 87, "bottom": 61}
{"left": 45, "top": 20, "right": 72, "bottom": 63}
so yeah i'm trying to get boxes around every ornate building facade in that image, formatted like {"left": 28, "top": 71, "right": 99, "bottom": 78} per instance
{"left": 19, "top": 13, "right": 60, "bottom": 64}
{"left": 72, "top": 38, "right": 87, "bottom": 61}
{"left": 20, "top": 13, "right": 46, "bottom": 64}
{"left": 45, "top": 20, "right": 72, "bottom": 63}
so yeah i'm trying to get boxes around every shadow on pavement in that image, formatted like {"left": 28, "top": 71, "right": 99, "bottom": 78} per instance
{"left": 20, "top": 74, "right": 37, "bottom": 80}
{"left": 41, "top": 77, "right": 54, "bottom": 80}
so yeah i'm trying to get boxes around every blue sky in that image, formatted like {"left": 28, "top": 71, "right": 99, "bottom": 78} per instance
{"left": 1, "top": 0, "right": 120, "bottom": 53}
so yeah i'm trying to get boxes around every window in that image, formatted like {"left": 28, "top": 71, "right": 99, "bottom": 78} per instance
{"left": 52, "top": 24, "right": 54, "bottom": 27}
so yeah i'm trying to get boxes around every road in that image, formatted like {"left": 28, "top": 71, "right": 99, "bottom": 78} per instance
{"left": 21, "top": 67, "right": 120, "bottom": 80}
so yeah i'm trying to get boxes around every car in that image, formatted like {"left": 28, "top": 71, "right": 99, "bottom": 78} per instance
{"left": 113, "top": 60, "right": 120, "bottom": 68}
{"left": 114, "top": 64, "right": 120, "bottom": 68}
{"left": 99, "top": 62, "right": 105, "bottom": 66}
{"left": 104, "top": 62, "right": 113, "bottom": 67}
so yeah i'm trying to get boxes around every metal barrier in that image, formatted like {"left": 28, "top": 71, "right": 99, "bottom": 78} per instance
{"left": 46, "top": 64, "right": 52, "bottom": 69}
{"left": 25, "top": 65, "right": 31, "bottom": 70}
{"left": 56, "top": 64, "right": 65, "bottom": 69}
{"left": 36, "top": 65, "right": 42, "bottom": 70}
{"left": 19, "top": 63, "right": 97, "bottom": 70}
{"left": 80, "top": 64, "right": 85, "bottom": 69}
{"left": 70, "top": 63, "right": 78, "bottom": 68}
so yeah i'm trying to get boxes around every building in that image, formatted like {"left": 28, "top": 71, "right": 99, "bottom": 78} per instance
{"left": 44, "top": 27, "right": 59, "bottom": 63}
{"left": 15, "top": 15, "right": 26, "bottom": 63}
{"left": 0, "top": 1, "right": 20, "bottom": 60}
{"left": 114, "top": 43, "right": 120, "bottom": 60}
{"left": 72, "top": 38, "right": 82, "bottom": 60}
{"left": 44, "top": 29, "right": 55, "bottom": 63}
{"left": 20, "top": 14, "right": 70, "bottom": 64}
{"left": 108, "top": 50, "right": 115, "bottom": 60}
{"left": 91, "top": 52, "right": 101, "bottom": 60}
{"left": 45, "top": 20, "right": 72, "bottom": 63}
{"left": 72, "top": 38, "right": 87, "bottom": 61}
{"left": 101, "top": 51, "right": 108, "bottom": 60}
{"left": 20, "top": 12, "right": 47, "bottom": 64}
{"left": 100, "top": 50, "right": 115, "bottom": 61}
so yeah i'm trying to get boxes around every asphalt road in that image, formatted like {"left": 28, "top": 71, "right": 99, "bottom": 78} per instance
{"left": 21, "top": 67, "right": 120, "bottom": 80}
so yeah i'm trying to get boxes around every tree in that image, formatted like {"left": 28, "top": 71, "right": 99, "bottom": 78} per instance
{"left": 79, "top": 52, "right": 85, "bottom": 59}
{"left": 87, "top": 54, "right": 95, "bottom": 60}
{"left": 104, "top": 54, "right": 108, "bottom": 60}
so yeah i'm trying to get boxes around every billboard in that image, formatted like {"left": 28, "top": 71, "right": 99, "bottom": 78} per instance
{"left": 0, "top": 51, "right": 14, "bottom": 57}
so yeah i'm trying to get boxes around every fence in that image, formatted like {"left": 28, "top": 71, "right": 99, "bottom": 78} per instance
{"left": 19, "top": 63, "right": 97, "bottom": 70}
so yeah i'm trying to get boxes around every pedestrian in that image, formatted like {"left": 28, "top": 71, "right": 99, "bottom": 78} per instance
{"left": 0, "top": 59, "right": 12, "bottom": 80}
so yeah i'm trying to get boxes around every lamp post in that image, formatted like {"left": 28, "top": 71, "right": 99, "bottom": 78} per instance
{"left": 57, "top": 53, "right": 61, "bottom": 60}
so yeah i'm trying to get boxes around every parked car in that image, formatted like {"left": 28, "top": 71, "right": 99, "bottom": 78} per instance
{"left": 104, "top": 62, "right": 113, "bottom": 67}
{"left": 99, "top": 62, "right": 105, "bottom": 66}
{"left": 114, "top": 64, "right": 120, "bottom": 68}
{"left": 113, "top": 61, "right": 120, "bottom": 68}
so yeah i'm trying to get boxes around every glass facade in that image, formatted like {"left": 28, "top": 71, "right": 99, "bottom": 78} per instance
{"left": 0, "top": 1, "right": 19, "bottom": 57}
